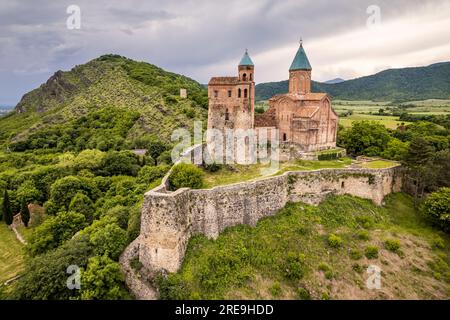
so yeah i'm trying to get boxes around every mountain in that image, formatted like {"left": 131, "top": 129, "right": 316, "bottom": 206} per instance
{"left": 324, "top": 78, "right": 345, "bottom": 84}
{"left": 0, "top": 54, "right": 208, "bottom": 149}
{"left": 255, "top": 62, "right": 450, "bottom": 102}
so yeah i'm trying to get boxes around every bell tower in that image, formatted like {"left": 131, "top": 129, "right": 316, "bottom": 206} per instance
{"left": 289, "top": 40, "right": 312, "bottom": 95}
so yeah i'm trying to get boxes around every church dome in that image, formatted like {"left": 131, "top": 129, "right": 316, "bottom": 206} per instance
{"left": 289, "top": 42, "right": 312, "bottom": 71}
{"left": 239, "top": 50, "right": 254, "bottom": 66}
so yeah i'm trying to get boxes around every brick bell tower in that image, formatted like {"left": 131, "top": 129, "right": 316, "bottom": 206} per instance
{"left": 237, "top": 49, "right": 255, "bottom": 128}
{"left": 288, "top": 40, "right": 312, "bottom": 95}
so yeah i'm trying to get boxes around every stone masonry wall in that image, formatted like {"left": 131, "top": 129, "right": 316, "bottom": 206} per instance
{"left": 137, "top": 166, "right": 402, "bottom": 274}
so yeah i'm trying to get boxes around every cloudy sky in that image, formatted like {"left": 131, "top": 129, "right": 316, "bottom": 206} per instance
{"left": 1, "top": 0, "right": 450, "bottom": 105}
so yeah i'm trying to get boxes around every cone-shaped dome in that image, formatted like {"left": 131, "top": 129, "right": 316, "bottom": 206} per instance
{"left": 239, "top": 50, "right": 254, "bottom": 66}
{"left": 289, "top": 43, "right": 312, "bottom": 71}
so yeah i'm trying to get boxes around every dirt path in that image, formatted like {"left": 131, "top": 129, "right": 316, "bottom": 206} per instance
{"left": 11, "top": 225, "right": 27, "bottom": 245}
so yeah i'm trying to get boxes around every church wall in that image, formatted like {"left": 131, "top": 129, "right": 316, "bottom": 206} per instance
{"left": 138, "top": 166, "right": 403, "bottom": 274}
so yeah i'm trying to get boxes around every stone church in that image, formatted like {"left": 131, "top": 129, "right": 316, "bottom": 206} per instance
{"left": 207, "top": 42, "right": 338, "bottom": 155}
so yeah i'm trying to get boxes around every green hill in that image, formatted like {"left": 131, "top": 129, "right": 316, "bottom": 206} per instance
{"left": 0, "top": 54, "right": 208, "bottom": 151}
{"left": 255, "top": 62, "right": 450, "bottom": 102}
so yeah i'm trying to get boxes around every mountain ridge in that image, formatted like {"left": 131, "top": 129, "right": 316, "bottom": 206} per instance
{"left": 0, "top": 54, "right": 208, "bottom": 149}
{"left": 255, "top": 61, "right": 450, "bottom": 102}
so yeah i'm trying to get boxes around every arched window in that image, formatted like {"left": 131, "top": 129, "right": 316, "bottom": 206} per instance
{"left": 225, "top": 108, "right": 229, "bottom": 121}
{"left": 238, "top": 88, "right": 241, "bottom": 98}
{"left": 283, "top": 133, "right": 287, "bottom": 142}
{"left": 244, "top": 88, "right": 248, "bottom": 98}
{"left": 249, "top": 73, "right": 253, "bottom": 81}
{"left": 243, "top": 73, "right": 247, "bottom": 81}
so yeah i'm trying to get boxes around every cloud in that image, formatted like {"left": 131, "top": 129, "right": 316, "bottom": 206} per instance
{"left": 0, "top": 0, "right": 449, "bottom": 105}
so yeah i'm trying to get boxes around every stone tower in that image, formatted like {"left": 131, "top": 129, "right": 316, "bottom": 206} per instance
{"left": 206, "top": 51, "right": 256, "bottom": 162}
{"left": 207, "top": 50, "right": 255, "bottom": 133}
{"left": 288, "top": 41, "right": 312, "bottom": 95}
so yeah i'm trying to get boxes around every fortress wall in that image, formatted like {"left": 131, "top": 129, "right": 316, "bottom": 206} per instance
{"left": 138, "top": 166, "right": 403, "bottom": 273}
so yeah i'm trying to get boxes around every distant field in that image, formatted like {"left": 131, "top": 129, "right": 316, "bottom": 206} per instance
{"left": 335, "top": 99, "right": 450, "bottom": 114}
{"left": 257, "top": 99, "right": 448, "bottom": 130}
{"left": 339, "top": 114, "right": 409, "bottom": 129}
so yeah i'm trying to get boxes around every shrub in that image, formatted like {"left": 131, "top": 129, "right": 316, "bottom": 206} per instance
{"left": 296, "top": 287, "right": 311, "bottom": 300}
{"left": 203, "top": 162, "right": 222, "bottom": 173}
{"left": 318, "top": 263, "right": 334, "bottom": 279}
{"left": 349, "top": 249, "right": 363, "bottom": 260}
{"left": 16, "top": 180, "right": 40, "bottom": 204}
{"left": 89, "top": 223, "right": 128, "bottom": 260}
{"left": 283, "top": 252, "right": 306, "bottom": 280}
{"left": 269, "top": 282, "right": 282, "bottom": 297}
{"left": 168, "top": 163, "right": 204, "bottom": 190}
{"left": 49, "top": 176, "right": 99, "bottom": 212}
{"left": 73, "top": 149, "right": 106, "bottom": 172}
{"left": 69, "top": 192, "right": 95, "bottom": 223}
{"left": 11, "top": 236, "right": 94, "bottom": 300}
{"left": 80, "top": 255, "right": 130, "bottom": 300}
{"left": 356, "top": 230, "right": 370, "bottom": 241}
{"left": 27, "top": 211, "right": 87, "bottom": 256}
{"left": 356, "top": 216, "right": 374, "bottom": 229}
{"left": 422, "top": 188, "right": 450, "bottom": 233}
{"left": 384, "top": 239, "right": 401, "bottom": 253}
{"left": 101, "top": 151, "right": 140, "bottom": 176}
{"left": 137, "top": 165, "right": 170, "bottom": 185}
{"left": 364, "top": 245, "right": 379, "bottom": 259}
{"left": 327, "top": 234, "right": 343, "bottom": 248}
{"left": 352, "top": 263, "right": 364, "bottom": 274}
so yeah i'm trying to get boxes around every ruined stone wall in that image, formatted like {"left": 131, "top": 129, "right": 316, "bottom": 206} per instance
{"left": 138, "top": 166, "right": 402, "bottom": 274}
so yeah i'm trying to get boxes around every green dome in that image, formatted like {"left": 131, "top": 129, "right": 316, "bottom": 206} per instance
{"left": 239, "top": 50, "right": 254, "bottom": 66}
{"left": 289, "top": 43, "right": 312, "bottom": 71}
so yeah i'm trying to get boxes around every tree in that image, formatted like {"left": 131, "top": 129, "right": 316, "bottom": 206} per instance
{"left": 73, "top": 149, "right": 106, "bottom": 172}
{"left": 422, "top": 187, "right": 450, "bottom": 233}
{"left": 27, "top": 211, "right": 87, "bottom": 256}
{"left": 148, "top": 140, "right": 167, "bottom": 165}
{"left": 49, "top": 176, "right": 99, "bottom": 212}
{"left": 2, "top": 190, "right": 13, "bottom": 226}
{"left": 381, "top": 138, "right": 409, "bottom": 161}
{"left": 168, "top": 163, "right": 204, "bottom": 190}
{"left": 11, "top": 235, "right": 94, "bottom": 300}
{"left": 16, "top": 180, "right": 40, "bottom": 205}
{"left": 89, "top": 223, "right": 128, "bottom": 260}
{"left": 137, "top": 165, "right": 170, "bottom": 185}
{"left": 21, "top": 202, "right": 30, "bottom": 227}
{"left": 101, "top": 151, "right": 140, "bottom": 176}
{"left": 338, "top": 121, "right": 391, "bottom": 156}
{"left": 69, "top": 192, "right": 95, "bottom": 223}
{"left": 80, "top": 255, "right": 129, "bottom": 300}
{"left": 403, "top": 136, "right": 435, "bottom": 205}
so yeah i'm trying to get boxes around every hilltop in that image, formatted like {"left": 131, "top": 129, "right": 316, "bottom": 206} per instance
{"left": 256, "top": 62, "right": 450, "bottom": 102}
{"left": 0, "top": 55, "right": 208, "bottom": 150}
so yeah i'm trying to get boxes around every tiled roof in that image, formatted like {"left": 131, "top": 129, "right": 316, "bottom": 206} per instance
{"left": 289, "top": 43, "right": 312, "bottom": 71}
{"left": 239, "top": 50, "right": 254, "bottom": 66}
{"left": 208, "top": 77, "right": 239, "bottom": 85}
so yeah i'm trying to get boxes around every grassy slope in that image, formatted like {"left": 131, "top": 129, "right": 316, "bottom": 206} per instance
{"left": 0, "top": 55, "right": 208, "bottom": 146}
{"left": 202, "top": 158, "right": 353, "bottom": 189}
{"left": 158, "top": 193, "right": 450, "bottom": 300}
{"left": 0, "top": 224, "right": 25, "bottom": 284}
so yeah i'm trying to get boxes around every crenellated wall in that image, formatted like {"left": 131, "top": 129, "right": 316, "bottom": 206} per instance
{"left": 137, "top": 165, "right": 403, "bottom": 274}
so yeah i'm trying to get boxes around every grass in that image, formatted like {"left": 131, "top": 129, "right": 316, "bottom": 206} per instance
{"left": 360, "top": 160, "right": 398, "bottom": 169}
{"left": 0, "top": 224, "right": 25, "bottom": 285}
{"left": 156, "top": 193, "right": 450, "bottom": 300}
{"left": 202, "top": 158, "right": 353, "bottom": 188}
{"left": 339, "top": 114, "right": 408, "bottom": 129}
